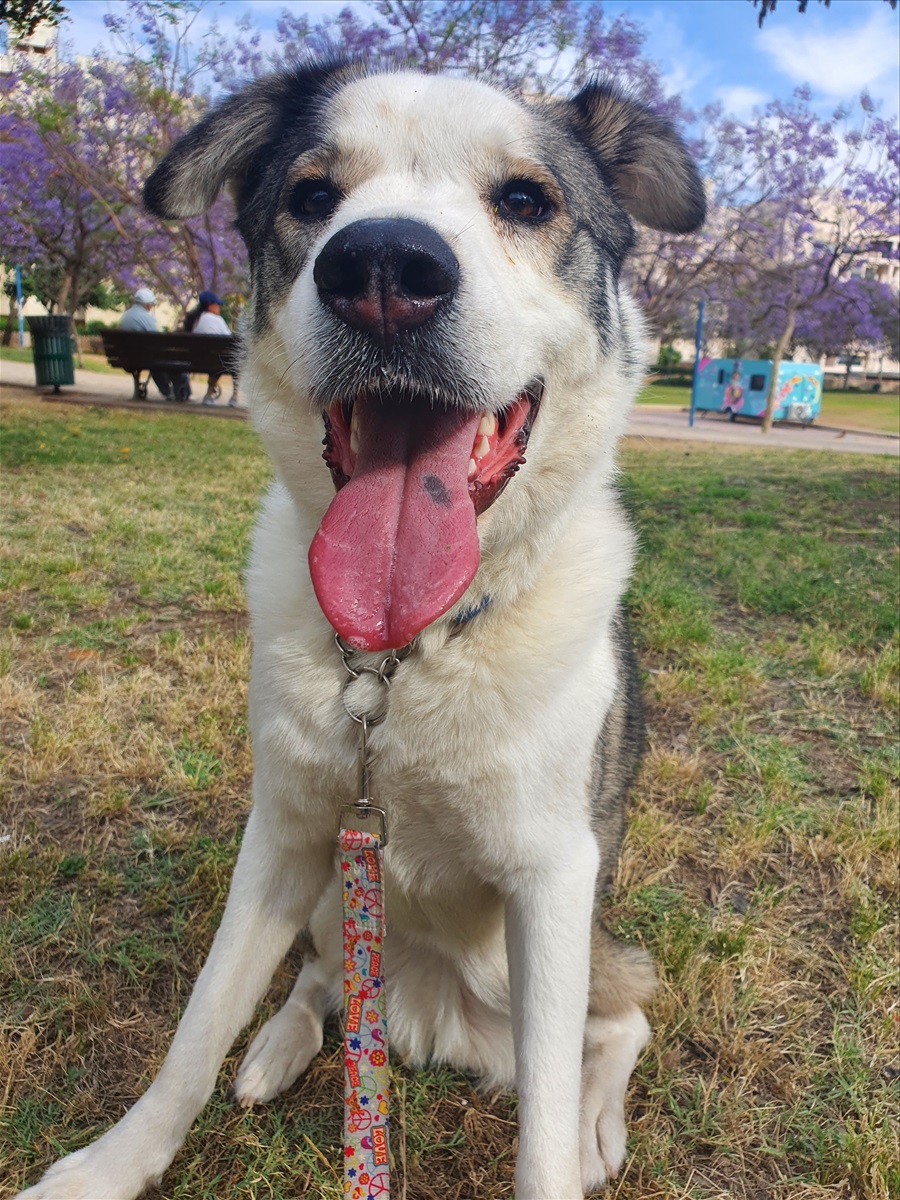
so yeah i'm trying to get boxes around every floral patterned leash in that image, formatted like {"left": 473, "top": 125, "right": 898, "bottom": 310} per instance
{"left": 339, "top": 820, "right": 389, "bottom": 1199}
{"left": 337, "top": 637, "right": 410, "bottom": 1199}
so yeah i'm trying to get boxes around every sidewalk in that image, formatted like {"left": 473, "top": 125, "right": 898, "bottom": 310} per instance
{"left": 2, "top": 358, "right": 898, "bottom": 455}
{"left": 626, "top": 404, "right": 898, "bottom": 456}
{"left": 0, "top": 358, "right": 246, "bottom": 418}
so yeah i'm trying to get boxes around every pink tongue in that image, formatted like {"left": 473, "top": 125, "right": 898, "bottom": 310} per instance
{"left": 308, "top": 403, "right": 481, "bottom": 650}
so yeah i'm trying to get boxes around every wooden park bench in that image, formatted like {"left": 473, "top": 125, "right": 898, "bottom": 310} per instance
{"left": 100, "top": 330, "right": 241, "bottom": 401}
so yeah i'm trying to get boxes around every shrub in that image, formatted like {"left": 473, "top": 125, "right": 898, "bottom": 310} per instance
{"left": 655, "top": 344, "right": 681, "bottom": 371}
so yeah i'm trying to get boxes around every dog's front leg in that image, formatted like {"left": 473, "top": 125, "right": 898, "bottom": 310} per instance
{"left": 506, "top": 835, "right": 598, "bottom": 1200}
{"left": 16, "top": 805, "right": 333, "bottom": 1200}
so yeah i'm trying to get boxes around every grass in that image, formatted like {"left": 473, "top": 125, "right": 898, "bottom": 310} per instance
{"left": 636, "top": 381, "right": 900, "bottom": 435}
{"left": 1, "top": 344, "right": 118, "bottom": 374}
{"left": 636, "top": 382, "right": 694, "bottom": 405}
{"left": 815, "top": 392, "right": 900, "bottom": 435}
{"left": 2, "top": 397, "right": 898, "bottom": 1199}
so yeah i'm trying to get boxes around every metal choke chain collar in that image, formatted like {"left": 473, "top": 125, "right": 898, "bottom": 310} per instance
{"left": 336, "top": 633, "right": 411, "bottom": 845}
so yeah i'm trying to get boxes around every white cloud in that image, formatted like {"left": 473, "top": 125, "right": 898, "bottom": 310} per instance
{"left": 714, "top": 85, "right": 767, "bottom": 118}
{"left": 758, "top": 6, "right": 899, "bottom": 106}
{"left": 639, "top": 5, "right": 712, "bottom": 102}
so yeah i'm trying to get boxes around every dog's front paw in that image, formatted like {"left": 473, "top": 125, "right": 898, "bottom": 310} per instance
{"left": 13, "top": 1143, "right": 157, "bottom": 1200}
{"left": 233, "top": 1001, "right": 324, "bottom": 1106}
{"left": 580, "top": 1008, "right": 650, "bottom": 1191}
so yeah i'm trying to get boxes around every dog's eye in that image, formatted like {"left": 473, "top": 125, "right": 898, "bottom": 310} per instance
{"left": 290, "top": 179, "right": 341, "bottom": 220}
{"left": 496, "top": 180, "right": 552, "bottom": 222}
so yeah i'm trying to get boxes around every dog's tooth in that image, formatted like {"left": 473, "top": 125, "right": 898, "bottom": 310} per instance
{"left": 478, "top": 412, "right": 497, "bottom": 437}
{"left": 468, "top": 458, "right": 477, "bottom": 479}
{"left": 350, "top": 406, "right": 359, "bottom": 433}
{"left": 350, "top": 429, "right": 359, "bottom": 455}
{"left": 475, "top": 435, "right": 490, "bottom": 459}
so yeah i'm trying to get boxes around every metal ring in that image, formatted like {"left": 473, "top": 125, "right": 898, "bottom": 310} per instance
{"left": 336, "top": 634, "right": 411, "bottom": 725}
{"left": 341, "top": 675, "right": 390, "bottom": 726}
{"left": 354, "top": 663, "right": 393, "bottom": 681}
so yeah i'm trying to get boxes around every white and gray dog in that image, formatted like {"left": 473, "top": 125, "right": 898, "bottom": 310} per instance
{"left": 17, "top": 63, "right": 703, "bottom": 1200}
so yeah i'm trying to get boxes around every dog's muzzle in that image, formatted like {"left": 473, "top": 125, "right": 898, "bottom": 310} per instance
{"left": 313, "top": 218, "right": 460, "bottom": 348}
{"left": 306, "top": 218, "right": 542, "bottom": 654}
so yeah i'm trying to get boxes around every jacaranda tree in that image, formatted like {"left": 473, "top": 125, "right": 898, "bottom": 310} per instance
{"left": 700, "top": 87, "right": 899, "bottom": 427}
{"left": 1, "top": 1, "right": 245, "bottom": 315}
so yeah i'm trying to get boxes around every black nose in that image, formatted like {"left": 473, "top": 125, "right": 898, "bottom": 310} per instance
{"left": 313, "top": 218, "right": 459, "bottom": 344}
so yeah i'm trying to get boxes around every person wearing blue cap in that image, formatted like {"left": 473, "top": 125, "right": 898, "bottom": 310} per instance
{"left": 184, "top": 290, "right": 236, "bottom": 405}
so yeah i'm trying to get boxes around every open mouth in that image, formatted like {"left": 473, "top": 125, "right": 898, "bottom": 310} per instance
{"left": 321, "top": 383, "right": 542, "bottom": 515}
{"left": 308, "top": 383, "right": 542, "bottom": 650}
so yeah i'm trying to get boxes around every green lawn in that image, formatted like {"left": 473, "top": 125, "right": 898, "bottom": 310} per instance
{"left": 636, "top": 381, "right": 694, "bottom": 405}
{"left": 2, "top": 398, "right": 897, "bottom": 1199}
{"left": 637, "top": 381, "right": 900, "bottom": 435}
{"left": 0, "top": 344, "right": 118, "bottom": 374}
{"left": 818, "top": 391, "right": 900, "bottom": 435}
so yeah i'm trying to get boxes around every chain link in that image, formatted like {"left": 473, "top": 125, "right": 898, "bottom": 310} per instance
{"left": 336, "top": 634, "right": 411, "bottom": 846}
{"left": 336, "top": 633, "right": 411, "bottom": 727}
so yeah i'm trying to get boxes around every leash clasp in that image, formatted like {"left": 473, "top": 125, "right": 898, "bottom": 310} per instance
{"left": 339, "top": 800, "right": 389, "bottom": 846}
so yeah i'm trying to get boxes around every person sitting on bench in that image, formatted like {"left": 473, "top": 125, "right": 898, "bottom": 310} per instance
{"left": 184, "top": 291, "right": 237, "bottom": 407}
{"left": 118, "top": 288, "right": 185, "bottom": 401}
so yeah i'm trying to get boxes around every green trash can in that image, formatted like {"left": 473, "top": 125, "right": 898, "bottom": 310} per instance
{"left": 27, "top": 315, "right": 75, "bottom": 391}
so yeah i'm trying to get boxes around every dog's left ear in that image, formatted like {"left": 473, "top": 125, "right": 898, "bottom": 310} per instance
{"left": 563, "top": 82, "right": 705, "bottom": 234}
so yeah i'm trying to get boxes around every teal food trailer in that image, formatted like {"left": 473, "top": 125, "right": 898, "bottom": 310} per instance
{"left": 691, "top": 358, "right": 823, "bottom": 424}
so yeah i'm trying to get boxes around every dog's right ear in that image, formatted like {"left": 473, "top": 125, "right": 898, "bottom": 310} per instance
{"left": 144, "top": 63, "right": 348, "bottom": 220}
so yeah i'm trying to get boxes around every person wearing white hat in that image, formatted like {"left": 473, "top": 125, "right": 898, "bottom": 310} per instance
{"left": 119, "top": 287, "right": 184, "bottom": 401}
{"left": 120, "top": 287, "right": 159, "bottom": 332}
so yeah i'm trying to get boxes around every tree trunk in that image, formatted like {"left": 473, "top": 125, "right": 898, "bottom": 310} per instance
{"left": 69, "top": 266, "right": 84, "bottom": 368}
{"left": 56, "top": 272, "right": 72, "bottom": 315}
{"left": 762, "top": 305, "right": 797, "bottom": 434}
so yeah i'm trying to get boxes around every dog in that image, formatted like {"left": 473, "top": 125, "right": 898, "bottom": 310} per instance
{"left": 16, "top": 62, "right": 703, "bottom": 1200}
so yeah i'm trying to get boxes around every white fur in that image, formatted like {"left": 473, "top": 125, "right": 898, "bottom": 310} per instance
{"left": 16, "top": 72, "right": 652, "bottom": 1200}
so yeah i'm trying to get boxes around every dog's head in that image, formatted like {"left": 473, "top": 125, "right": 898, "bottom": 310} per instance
{"left": 146, "top": 64, "right": 703, "bottom": 651}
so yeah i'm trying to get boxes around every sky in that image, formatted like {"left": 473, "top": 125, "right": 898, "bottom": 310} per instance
{"left": 57, "top": 0, "right": 900, "bottom": 120}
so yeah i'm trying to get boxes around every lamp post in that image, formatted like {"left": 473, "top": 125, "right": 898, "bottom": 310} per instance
{"left": 15, "top": 265, "right": 25, "bottom": 348}
{"left": 689, "top": 300, "right": 705, "bottom": 428}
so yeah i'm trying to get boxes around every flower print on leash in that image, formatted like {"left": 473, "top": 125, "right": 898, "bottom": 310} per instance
{"left": 340, "top": 827, "right": 390, "bottom": 1197}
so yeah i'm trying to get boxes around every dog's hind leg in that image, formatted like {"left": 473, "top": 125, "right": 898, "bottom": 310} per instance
{"left": 15, "top": 806, "right": 334, "bottom": 1200}
{"left": 234, "top": 877, "right": 342, "bottom": 1106}
{"left": 579, "top": 924, "right": 655, "bottom": 1192}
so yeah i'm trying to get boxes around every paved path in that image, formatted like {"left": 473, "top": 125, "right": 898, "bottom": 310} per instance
{"left": 627, "top": 404, "right": 899, "bottom": 456}
{"left": 2, "top": 359, "right": 898, "bottom": 455}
